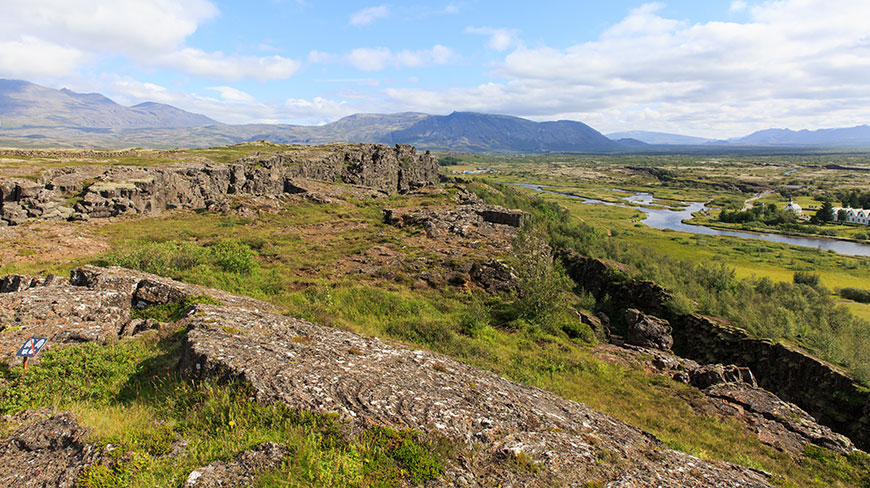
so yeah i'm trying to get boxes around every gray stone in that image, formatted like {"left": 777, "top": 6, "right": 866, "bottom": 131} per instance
{"left": 625, "top": 309, "right": 673, "bottom": 350}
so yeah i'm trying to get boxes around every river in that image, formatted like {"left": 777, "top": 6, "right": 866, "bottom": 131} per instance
{"left": 512, "top": 183, "right": 870, "bottom": 257}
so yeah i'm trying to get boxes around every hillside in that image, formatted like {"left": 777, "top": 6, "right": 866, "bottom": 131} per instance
{"left": 389, "top": 111, "right": 622, "bottom": 152}
{"left": 0, "top": 79, "right": 217, "bottom": 129}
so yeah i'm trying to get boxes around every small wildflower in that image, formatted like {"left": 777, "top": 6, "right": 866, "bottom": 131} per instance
{"left": 228, "top": 420, "right": 236, "bottom": 428}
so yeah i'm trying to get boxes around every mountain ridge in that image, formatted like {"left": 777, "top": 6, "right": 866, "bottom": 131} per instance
{"left": 3, "top": 78, "right": 870, "bottom": 151}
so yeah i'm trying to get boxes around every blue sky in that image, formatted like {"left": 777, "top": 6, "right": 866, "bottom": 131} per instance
{"left": 1, "top": 0, "right": 869, "bottom": 138}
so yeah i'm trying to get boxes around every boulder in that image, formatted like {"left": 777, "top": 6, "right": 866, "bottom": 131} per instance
{"left": 625, "top": 309, "right": 673, "bottom": 350}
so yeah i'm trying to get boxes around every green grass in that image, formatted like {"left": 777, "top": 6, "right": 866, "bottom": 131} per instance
{"left": 0, "top": 334, "right": 449, "bottom": 488}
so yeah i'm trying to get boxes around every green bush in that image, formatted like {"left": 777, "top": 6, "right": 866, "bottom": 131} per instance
{"left": 793, "top": 270, "right": 821, "bottom": 288}
{"left": 839, "top": 287, "right": 870, "bottom": 304}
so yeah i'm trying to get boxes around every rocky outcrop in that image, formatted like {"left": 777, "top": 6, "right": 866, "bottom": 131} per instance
{"left": 690, "top": 363, "right": 757, "bottom": 389}
{"left": 175, "top": 300, "right": 773, "bottom": 486}
{"left": 561, "top": 251, "right": 870, "bottom": 451}
{"left": 0, "top": 266, "right": 273, "bottom": 364}
{"left": 704, "top": 382, "right": 855, "bottom": 454}
{"left": 625, "top": 308, "right": 673, "bottom": 350}
{"left": 0, "top": 143, "right": 438, "bottom": 226}
{"left": 589, "top": 344, "right": 856, "bottom": 455}
{"left": 0, "top": 409, "right": 104, "bottom": 487}
{"left": 183, "top": 442, "right": 289, "bottom": 488}
{"left": 384, "top": 204, "right": 527, "bottom": 238}
{"left": 382, "top": 203, "right": 527, "bottom": 292}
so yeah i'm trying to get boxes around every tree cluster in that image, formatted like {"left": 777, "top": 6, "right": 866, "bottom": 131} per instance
{"left": 837, "top": 190, "right": 870, "bottom": 209}
{"left": 719, "top": 203, "right": 796, "bottom": 225}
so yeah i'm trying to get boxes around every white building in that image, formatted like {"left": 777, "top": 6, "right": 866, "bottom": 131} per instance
{"left": 784, "top": 198, "right": 802, "bottom": 215}
{"left": 831, "top": 206, "right": 870, "bottom": 226}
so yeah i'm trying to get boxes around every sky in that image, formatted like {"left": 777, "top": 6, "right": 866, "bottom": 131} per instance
{"left": 1, "top": 0, "right": 869, "bottom": 138}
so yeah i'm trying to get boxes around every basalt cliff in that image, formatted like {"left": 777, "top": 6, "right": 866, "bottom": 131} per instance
{"left": 0, "top": 143, "right": 438, "bottom": 226}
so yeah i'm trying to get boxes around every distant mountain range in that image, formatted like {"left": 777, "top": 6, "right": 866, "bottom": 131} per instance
{"left": 2, "top": 79, "right": 870, "bottom": 151}
{"left": 605, "top": 130, "right": 713, "bottom": 145}
{"left": 726, "top": 125, "right": 870, "bottom": 146}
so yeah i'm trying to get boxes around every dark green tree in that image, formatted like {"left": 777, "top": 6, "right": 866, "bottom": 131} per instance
{"left": 814, "top": 200, "right": 834, "bottom": 224}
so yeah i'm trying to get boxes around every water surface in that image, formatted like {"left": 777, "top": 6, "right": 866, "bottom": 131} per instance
{"left": 512, "top": 183, "right": 870, "bottom": 257}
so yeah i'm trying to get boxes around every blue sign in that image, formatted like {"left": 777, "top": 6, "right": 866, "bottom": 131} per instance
{"left": 16, "top": 337, "right": 47, "bottom": 358}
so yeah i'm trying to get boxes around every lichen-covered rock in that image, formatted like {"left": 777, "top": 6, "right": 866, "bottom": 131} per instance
{"left": 625, "top": 309, "right": 673, "bottom": 350}
{"left": 183, "top": 442, "right": 289, "bottom": 487}
{"left": 0, "top": 409, "right": 104, "bottom": 488}
{"left": 705, "top": 382, "right": 855, "bottom": 454}
{"left": 386, "top": 204, "right": 527, "bottom": 238}
{"left": 177, "top": 303, "right": 772, "bottom": 487}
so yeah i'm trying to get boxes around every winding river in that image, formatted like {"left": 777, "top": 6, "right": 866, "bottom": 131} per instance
{"left": 513, "top": 183, "right": 870, "bottom": 257}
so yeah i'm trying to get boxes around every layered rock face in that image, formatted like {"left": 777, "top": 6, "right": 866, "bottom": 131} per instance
{"left": 561, "top": 251, "right": 870, "bottom": 451}
{"left": 0, "top": 143, "right": 438, "bottom": 225}
{"left": 0, "top": 266, "right": 774, "bottom": 487}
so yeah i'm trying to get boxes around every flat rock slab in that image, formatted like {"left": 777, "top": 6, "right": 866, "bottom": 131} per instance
{"left": 179, "top": 303, "right": 773, "bottom": 487}
{"left": 706, "top": 382, "right": 854, "bottom": 454}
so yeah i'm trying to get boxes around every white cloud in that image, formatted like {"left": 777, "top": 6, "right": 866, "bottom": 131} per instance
{"left": 730, "top": 1, "right": 748, "bottom": 13}
{"left": 1, "top": 0, "right": 217, "bottom": 56}
{"left": 378, "top": 0, "right": 870, "bottom": 137}
{"left": 209, "top": 86, "right": 256, "bottom": 102}
{"left": 0, "top": 0, "right": 301, "bottom": 83}
{"left": 0, "top": 36, "right": 86, "bottom": 78}
{"left": 343, "top": 45, "right": 456, "bottom": 71}
{"left": 158, "top": 48, "right": 301, "bottom": 82}
{"left": 465, "top": 26, "right": 519, "bottom": 51}
{"left": 349, "top": 5, "right": 389, "bottom": 26}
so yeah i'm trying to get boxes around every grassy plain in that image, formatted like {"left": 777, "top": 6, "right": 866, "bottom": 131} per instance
{"left": 444, "top": 153, "right": 870, "bottom": 291}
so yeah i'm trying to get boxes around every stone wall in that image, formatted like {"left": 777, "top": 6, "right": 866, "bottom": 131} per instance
{"left": 0, "top": 143, "right": 438, "bottom": 226}
{"left": 560, "top": 250, "right": 870, "bottom": 450}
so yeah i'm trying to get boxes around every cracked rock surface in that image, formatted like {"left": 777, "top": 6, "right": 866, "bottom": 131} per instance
{"left": 178, "top": 302, "right": 773, "bottom": 487}
{"left": 0, "top": 409, "right": 104, "bottom": 488}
